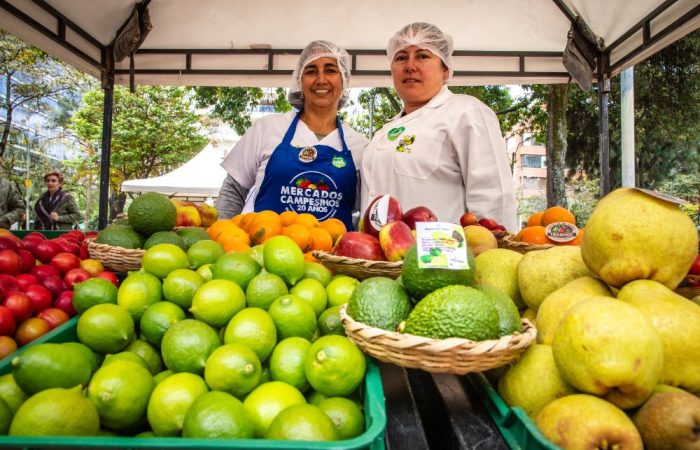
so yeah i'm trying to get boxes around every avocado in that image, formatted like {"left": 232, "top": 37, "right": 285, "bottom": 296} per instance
{"left": 401, "top": 245, "right": 476, "bottom": 301}
{"left": 143, "top": 231, "right": 187, "bottom": 251}
{"left": 478, "top": 286, "right": 521, "bottom": 336}
{"left": 402, "top": 285, "right": 500, "bottom": 341}
{"left": 347, "top": 277, "right": 411, "bottom": 331}
{"left": 12, "top": 343, "right": 93, "bottom": 395}
{"left": 127, "top": 192, "right": 176, "bottom": 237}
{"left": 95, "top": 224, "right": 144, "bottom": 249}
{"left": 176, "top": 227, "right": 211, "bottom": 250}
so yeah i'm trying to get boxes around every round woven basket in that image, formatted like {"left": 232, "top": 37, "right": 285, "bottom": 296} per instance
{"left": 498, "top": 234, "right": 555, "bottom": 254}
{"left": 675, "top": 286, "right": 700, "bottom": 300}
{"left": 340, "top": 304, "right": 537, "bottom": 374}
{"left": 312, "top": 251, "right": 402, "bottom": 280}
{"left": 85, "top": 237, "right": 144, "bottom": 273}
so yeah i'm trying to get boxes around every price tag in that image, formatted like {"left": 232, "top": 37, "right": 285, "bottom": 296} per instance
{"left": 415, "top": 222, "right": 469, "bottom": 270}
{"left": 632, "top": 188, "right": 685, "bottom": 205}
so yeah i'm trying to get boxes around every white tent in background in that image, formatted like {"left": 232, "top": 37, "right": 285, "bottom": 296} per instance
{"left": 121, "top": 142, "right": 235, "bottom": 199}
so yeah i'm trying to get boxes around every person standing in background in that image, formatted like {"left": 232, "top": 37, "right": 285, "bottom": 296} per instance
{"left": 33, "top": 171, "right": 80, "bottom": 230}
{"left": 0, "top": 175, "right": 26, "bottom": 229}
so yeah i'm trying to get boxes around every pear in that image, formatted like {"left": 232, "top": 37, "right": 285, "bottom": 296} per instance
{"left": 497, "top": 344, "right": 576, "bottom": 417}
{"left": 618, "top": 279, "right": 700, "bottom": 395}
{"left": 517, "top": 246, "right": 592, "bottom": 311}
{"left": 552, "top": 297, "right": 664, "bottom": 409}
{"left": 536, "top": 277, "right": 613, "bottom": 344}
{"left": 474, "top": 248, "right": 524, "bottom": 308}
{"left": 633, "top": 390, "right": 700, "bottom": 450}
{"left": 520, "top": 307, "right": 537, "bottom": 324}
{"left": 536, "top": 394, "right": 643, "bottom": 450}
{"left": 581, "top": 188, "right": 698, "bottom": 289}
{"left": 463, "top": 225, "right": 498, "bottom": 256}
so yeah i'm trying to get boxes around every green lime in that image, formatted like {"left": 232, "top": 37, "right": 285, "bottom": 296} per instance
{"left": 211, "top": 252, "right": 261, "bottom": 290}
{"left": 242, "top": 381, "right": 306, "bottom": 437}
{"left": 134, "top": 430, "right": 156, "bottom": 437}
{"left": 183, "top": 391, "right": 255, "bottom": 438}
{"left": 161, "top": 319, "right": 221, "bottom": 375}
{"left": 141, "top": 243, "right": 189, "bottom": 279}
{"left": 246, "top": 270, "right": 289, "bottom": 310}
{"left": 61, "top": 342, "right": 100, "bottom": 374}
{"left": 269, "top": 337, "right": 312, "bottom": 392}
{"left": 77, "top": 304, "right": 135, "bottom": 354}
{"left": 204, "top": 343, "right": 261, "bottom": 398}
{"left": 263, "top": 235, "right": 306, "bottom": 285}
{"left": 223, "top": 307, "right": 277, "bottom": 362}
{"left": 266, "top": 403, "right": 338, "bottom": 441}
{"left": 318, "top": 305, "right": 345, "bottom": 336}
{"left": 162, "top": 268, "right": 204, "bottom": 310}
{"left": 190, "top": 279, "right": 246, "bottom": 328}
{"left": 248, "top": 244, "right": 265, "bottom": 267}
{"left": 268, "top": 294, "right": 318, "bottom": 341}
{"left": 101, "top": 351, "right": 150, "bottom": 371}
{"left": 117, "top": 271, "right": 163, "bottom": 321}
{"left": 87, "top": 360, "right": 155, "bottom": 430}
{"left": 12, "top": 343, "right": 92, "bottom": 395}
{"left": 326, "top": 276, "right": 359, "bottom": 307}
{"left": 319, "top": 397, "right": 365, "bottom": 439}
{"left": 259, "top": 365, "right": 271, "bottom": 385}
{"left": 305, "top": 262, "right": 333, "bottom": 287}
{"left": 307, "top": 389, "right": 329, "bottom": 406}
{"left": 196, "top": 263, "right": 213, "bottom": 281}
{"left": 153, "top": 370, "right": 173, "bottom": 385}
{"left": 140, "top": 301, "right": 186, "bottom": 348}
{"left": 9, "top": 386, "right": 99, "bottom": 436}
{"left": 0, "top": 373, "right": 28, "bottom": 413}
{"left": 187, "top": 239, "right": 225, "bottom": 269}
{"left": 98, "top": 428, "right": 119, "bottom": 436}
{"left": 123, "top": 339, "right": 163, "bottom": 375}
{"left": 290, "top": 278, "right": 328, "bottom": 317}
{"left": 146, "top": 372, "right": 209, "bottom": 436}
{"left": 0, "top": 398, "right": 13, "bottom": 435}
{"left": 72, "top": 278, "right": 118, "bottom": 314}
{"left": 305, "top": 335, "right": 366, "bottom": 397}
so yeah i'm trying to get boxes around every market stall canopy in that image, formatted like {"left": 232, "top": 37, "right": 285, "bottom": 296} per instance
{"left": 120, "top": 142, "right": 233, "bottom": 198}
{"left": 2, "top": 0, "right": 699, "bottom": 87}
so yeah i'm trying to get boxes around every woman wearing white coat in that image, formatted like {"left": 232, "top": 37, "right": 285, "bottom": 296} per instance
{"left": 360, "top": 23, "right": 517, "bottom": 232}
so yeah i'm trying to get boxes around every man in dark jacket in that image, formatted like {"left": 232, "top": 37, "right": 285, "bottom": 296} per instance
{"left": 0, "top": 177, "right": 26, "bottom": 229}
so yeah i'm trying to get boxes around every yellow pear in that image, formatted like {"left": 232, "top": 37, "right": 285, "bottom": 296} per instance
{"left": 617, "top": 279, "right": 700, "bottom": 395}
{"left": 463, "top": 225, "right": 497, "bottom": 256}
{"left": 633, "top": 390, "right": 700, "bottom": 450}
{"left": 536, "top": 277, "right": 613, "bottom": 344}
{"left": 517, "top": 246, "right": 593, "bottom": 311}
{"left": 581, "top": 188, "right": 697, "bottom": 289}
{"left": 474, "top": 248, "right": 524, "bottom": 308}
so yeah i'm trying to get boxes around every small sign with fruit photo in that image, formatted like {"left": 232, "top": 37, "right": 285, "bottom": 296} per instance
{"left": 415, "top": 222, "right": 469, "bottom": 270}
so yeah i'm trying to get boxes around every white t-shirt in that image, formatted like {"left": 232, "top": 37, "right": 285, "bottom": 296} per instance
{"left": 221, "top": 112, "right": 368, "bottom": 212}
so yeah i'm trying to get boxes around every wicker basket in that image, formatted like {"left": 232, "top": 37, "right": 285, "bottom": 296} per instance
{"left": 675, "top": 286, "right": 700, "bottom": 300}
{"left": 85, "top": 237, "right": 144, "bottom": 273}
{"left": 312, "top": 251, "right": 402, "bottom": 280}
{"left": 340, "top": 304, "right": 537, "bottom": 375}
{"left": 498, "top": 234, "right": 555, "bottom": 254}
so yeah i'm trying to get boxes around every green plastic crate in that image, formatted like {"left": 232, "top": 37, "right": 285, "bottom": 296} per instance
{"left": 0, "top": 319, "right": 386, "bottom": 449}
{"left": 465, "top": 373, "right": 560, "bottom": 450}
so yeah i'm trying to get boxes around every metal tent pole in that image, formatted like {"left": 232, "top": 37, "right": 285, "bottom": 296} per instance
{"left": 98, "top": 47, "right": 114, "bottom": 230}
{"left": 598, "top": 73, "right": 611, "bottom": 197}
{"left": 620, "top": 67, "right": 635, "bottom": 187}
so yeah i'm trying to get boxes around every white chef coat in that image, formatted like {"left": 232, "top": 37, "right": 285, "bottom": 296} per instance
{"left": 221, "top": 111, "right": 368, "bottom": 213}
{"left": 360, "top": 86, "right": 517, "bottom": 232}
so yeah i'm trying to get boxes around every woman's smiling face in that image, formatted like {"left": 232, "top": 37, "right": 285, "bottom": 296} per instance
{"left": 391, "top": 46, "right": 448, "bottom": 114}
{"left": 301, "top": 57, "right": 343, "bottom": 111}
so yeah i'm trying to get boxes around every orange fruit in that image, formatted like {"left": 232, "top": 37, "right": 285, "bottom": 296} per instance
{"left": 208, "top": 220, "right": 238, "bottom": 240}
{"left": 223, "top": 240, "right": 252, "bottom": 254}
{"left": 309, "top": 228, "right": 333, "bottom": 252}
{"left": 526, "top": 211, "right": 545, "bottom": 227}
{"left": 304, "top": 252, "right": 318, "bottom": 263}
{"left": 280, "top": 211, "right": 298, "bottom": 227}
{"left": 295, "top": 213, "right": 319, "bottom": 229}
{"left": 319, "top": 219, "right": 346, "bottom": 243}
{"left": 563, "top": 228, "right": 584, "bottom": 246}
{"left": 282, "top": 224, "right": 312, "bottom": 252}
{"left": 217, "top": 225, "right": 250, "bottom": 247}
{"left": 516, "top": 226, "right": 552, "bottom": 245}
{"left": 0, "top": 229, "right": 14, "bottom": 237}
{"left": 249, "top": 218, "right": 282, "bottom": 246}
{"left": 541, "top": 206, "right": 576, "bottom": 227}
{"left": 236, "top": 212, "right": 258, "bottom": 232}
{"left": 254, "top": 210, "right": 279, "bottom": 222}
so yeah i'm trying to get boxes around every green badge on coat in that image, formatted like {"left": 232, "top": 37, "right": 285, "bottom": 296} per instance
{"left": 387, "top": 127, "right": 405, "bottom": 141}
{"left": 332, "top": 155, "right": 346, "bottom": 168}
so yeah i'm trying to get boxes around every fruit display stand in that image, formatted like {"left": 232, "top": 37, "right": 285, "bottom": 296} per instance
{"left": 0, "top": 319, "right": 387, "bottom": 450}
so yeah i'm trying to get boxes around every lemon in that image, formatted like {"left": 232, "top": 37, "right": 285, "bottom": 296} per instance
{"left": 161, "top": 319, "right": 221, "bottom": 375}
{"left": 146, "top": 372, "right": 209, "bottom": 436}
{"left": 123, "top": 339, "right": 163, "bottom": 375}
{"left": 211, "top": 253, "right": 261, "bottom": 290}
{"left": 0, "top": 373, "right": 28, "bottom": 413}
{"left": 290, "top": 278, "right": 328, "bottom": 317}
{"left": 162, "top": 268, "right": 204, "bottom": 309}
{"left": 183, "top": 391, "right": 255, "bottom": 438}
{"left": 242, "top": 381, "right": 306, "bottom": 437}
{"left": 305, "top": 262, "right": 333, "bottom": 287}
{"left": 204, "top": 343, "right": 261, "bottom": 398}
{"left": 187, "top": 239, "right": 225, "bottom": 269}
{"left": 72, "top": 278, "right": 118, "bottom": 314}
{"left": 139, "top": 301, "right": 186, "bottom": 348}
{"left": 101, "top": 351, "right": 150, "bottom": 371}
{"left": 326, "top": 276, "right": 359, "bottom": 307}
{"left": 263, "top": 235, "right": 306, "bottom": 285}
{"left": 77, "top": 304, "right": 135, "bottom": 354}
{"left": 189, "top": 279, "right": 246, "bottom": 328}
{"left": 305, "top": 335, "right": 366, "bottom": 396}
{"left": 246, "top": 270, "right": 289, "bottom": 310}
{"left": 117, "top": 271, "right": 162, "bottom": 321}
{"left": 224, "top": 308, "right": 277, "bottom": 362}
{"left": 0, "top": 398, "right": 12, "bottom": 435}
{"left": 87, "top": 360, "right": 155, "bottom": 430}
{"left": 269, "top": 337, "right": 312, "bottom": 392}
{"left": 141, "top": 243, "right": 189, "bottom": 279}
{"left": 318, "top": 305, "right": 345, "bottom": 336}
{"left": 319, "top": 397, "right": 365, "bottom": 439}
{"left": 268, "top": 294, "right": 318, "bottom": 341}
{"left": 266, "top": 403, "right": 338, "bottom": 441}
{"left": 9, "top": 386, "right": 99, "bottom": 436}
{"left": 248, "top": 244, "right": 265, "bottom": 267}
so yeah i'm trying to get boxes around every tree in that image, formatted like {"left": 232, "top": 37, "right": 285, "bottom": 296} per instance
{"left": 546, "top": 84, "right": 568, "bottom": 207}
{"left": 70, "top": 85, "right": 207, "bottom": 219}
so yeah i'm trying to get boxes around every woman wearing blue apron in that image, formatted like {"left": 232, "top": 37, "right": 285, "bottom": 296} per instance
{"left": 218, "top": 41, "right": 367, "bottom": 230}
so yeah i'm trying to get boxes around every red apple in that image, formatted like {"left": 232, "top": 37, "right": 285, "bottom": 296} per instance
{"left": 15, "top": 273, "right": 39, "bottom": 291}
{"left": 53, "top": 239, "right": 80, "bottom": 256}
{"left": 17, "top": 249, "right": 36, "bottom": 273}
{"left": 0, "top": 250, "right": 22, "bottom": 275}
{"left": 362, "top": 194, "right": 403, "bottom": 238}
{"left": 14, "top": 317, "right": 50, "bottom": 346}
{"left": 94, "top": 271, "right": 119, "bottom": 287}
{"left": 477, "top": 218, "right": 499, "bottom": 230}
{"left": 22, "top": 237, "right": 42, "bottom": 256}
{"left": 459, "top": 212, "right": 479, "bottom": 227}
{"left": 492, "top": 224, "right": 507, "bottom": 233}
{"left": 3, "top": 291, "right": 33, "bottom": 321}
{"left": 379, "top": 221, "right": 416, "bottom": 262}
{"left": 333, "top": 232, "right": 386, "bottom": 261}
{"left": 31, "top": 264, "right": 61, "bottom": 280}
{"left": 24, "top": 284, "right": 53, "bottom": 311}
{"left": 689, "top": 254, "right": 700, "bottom": 276}
{"left": 66, "top": 230, "right": 85, "bottom": 241}
{"left": 50, "top": 252, "right": 81, "bottom": 275}
{"left": 79, "top": 240, "right": 90, "bottom": 259}
{"left": 53, "top": 290, "right": 76, "bottom": 316}
{"left": 86, "top": 230, "right": 98, "bottom": 238}
{"left": 0, "top": 274, "right": 19, "bottom": 297}
{"left": 33, "top": 240, "right": 63, "bottom": 264}
{"left": 37, "top": 308, "right": 70, "bottom": 329}
{"left": 23, "top": 232, "right": 46, "bottom": 240}
{"left": 41, "top": 276, "right": 67, "bottom": 298}
{"left": 0, "top": 306, "right": 16, "bottom": 336}
{"left": 63, "top": 268, "right": 91, "bottom": 289}
{"left": 401, "top": 206, "right": 438, "bottom": 230}
{"left": 0, "top": 237, "right": 20, "bottom": 252}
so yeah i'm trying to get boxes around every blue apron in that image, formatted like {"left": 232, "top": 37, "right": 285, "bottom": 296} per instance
{"left": 254, "top": 112, "right": 357, "bottom": 230}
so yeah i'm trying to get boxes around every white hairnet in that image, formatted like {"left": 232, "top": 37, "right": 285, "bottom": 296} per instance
{"left": 288, "top": 40, "right": 352, "bottom": 110}
{"left": 387, "top": 22, "right": 454, "bottom": 79}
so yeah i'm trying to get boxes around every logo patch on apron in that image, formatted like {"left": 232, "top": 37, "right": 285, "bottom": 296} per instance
{"left": 332, "top": 155, "right": 346, "bottom": 168}
{"left": 298, "top": 146, "right": 318, "bottom": 163}
{"left": 387, "top": 127, "right": 405, "bottom": 141}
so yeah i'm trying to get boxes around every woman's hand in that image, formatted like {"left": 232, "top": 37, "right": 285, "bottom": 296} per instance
{"left": 49, "top": 212, "right": 59, "bottom": 221}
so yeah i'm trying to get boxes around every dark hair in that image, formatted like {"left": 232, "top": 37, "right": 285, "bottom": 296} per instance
{"left": 44, "top": 171, "right": 64, "bottom": 183}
